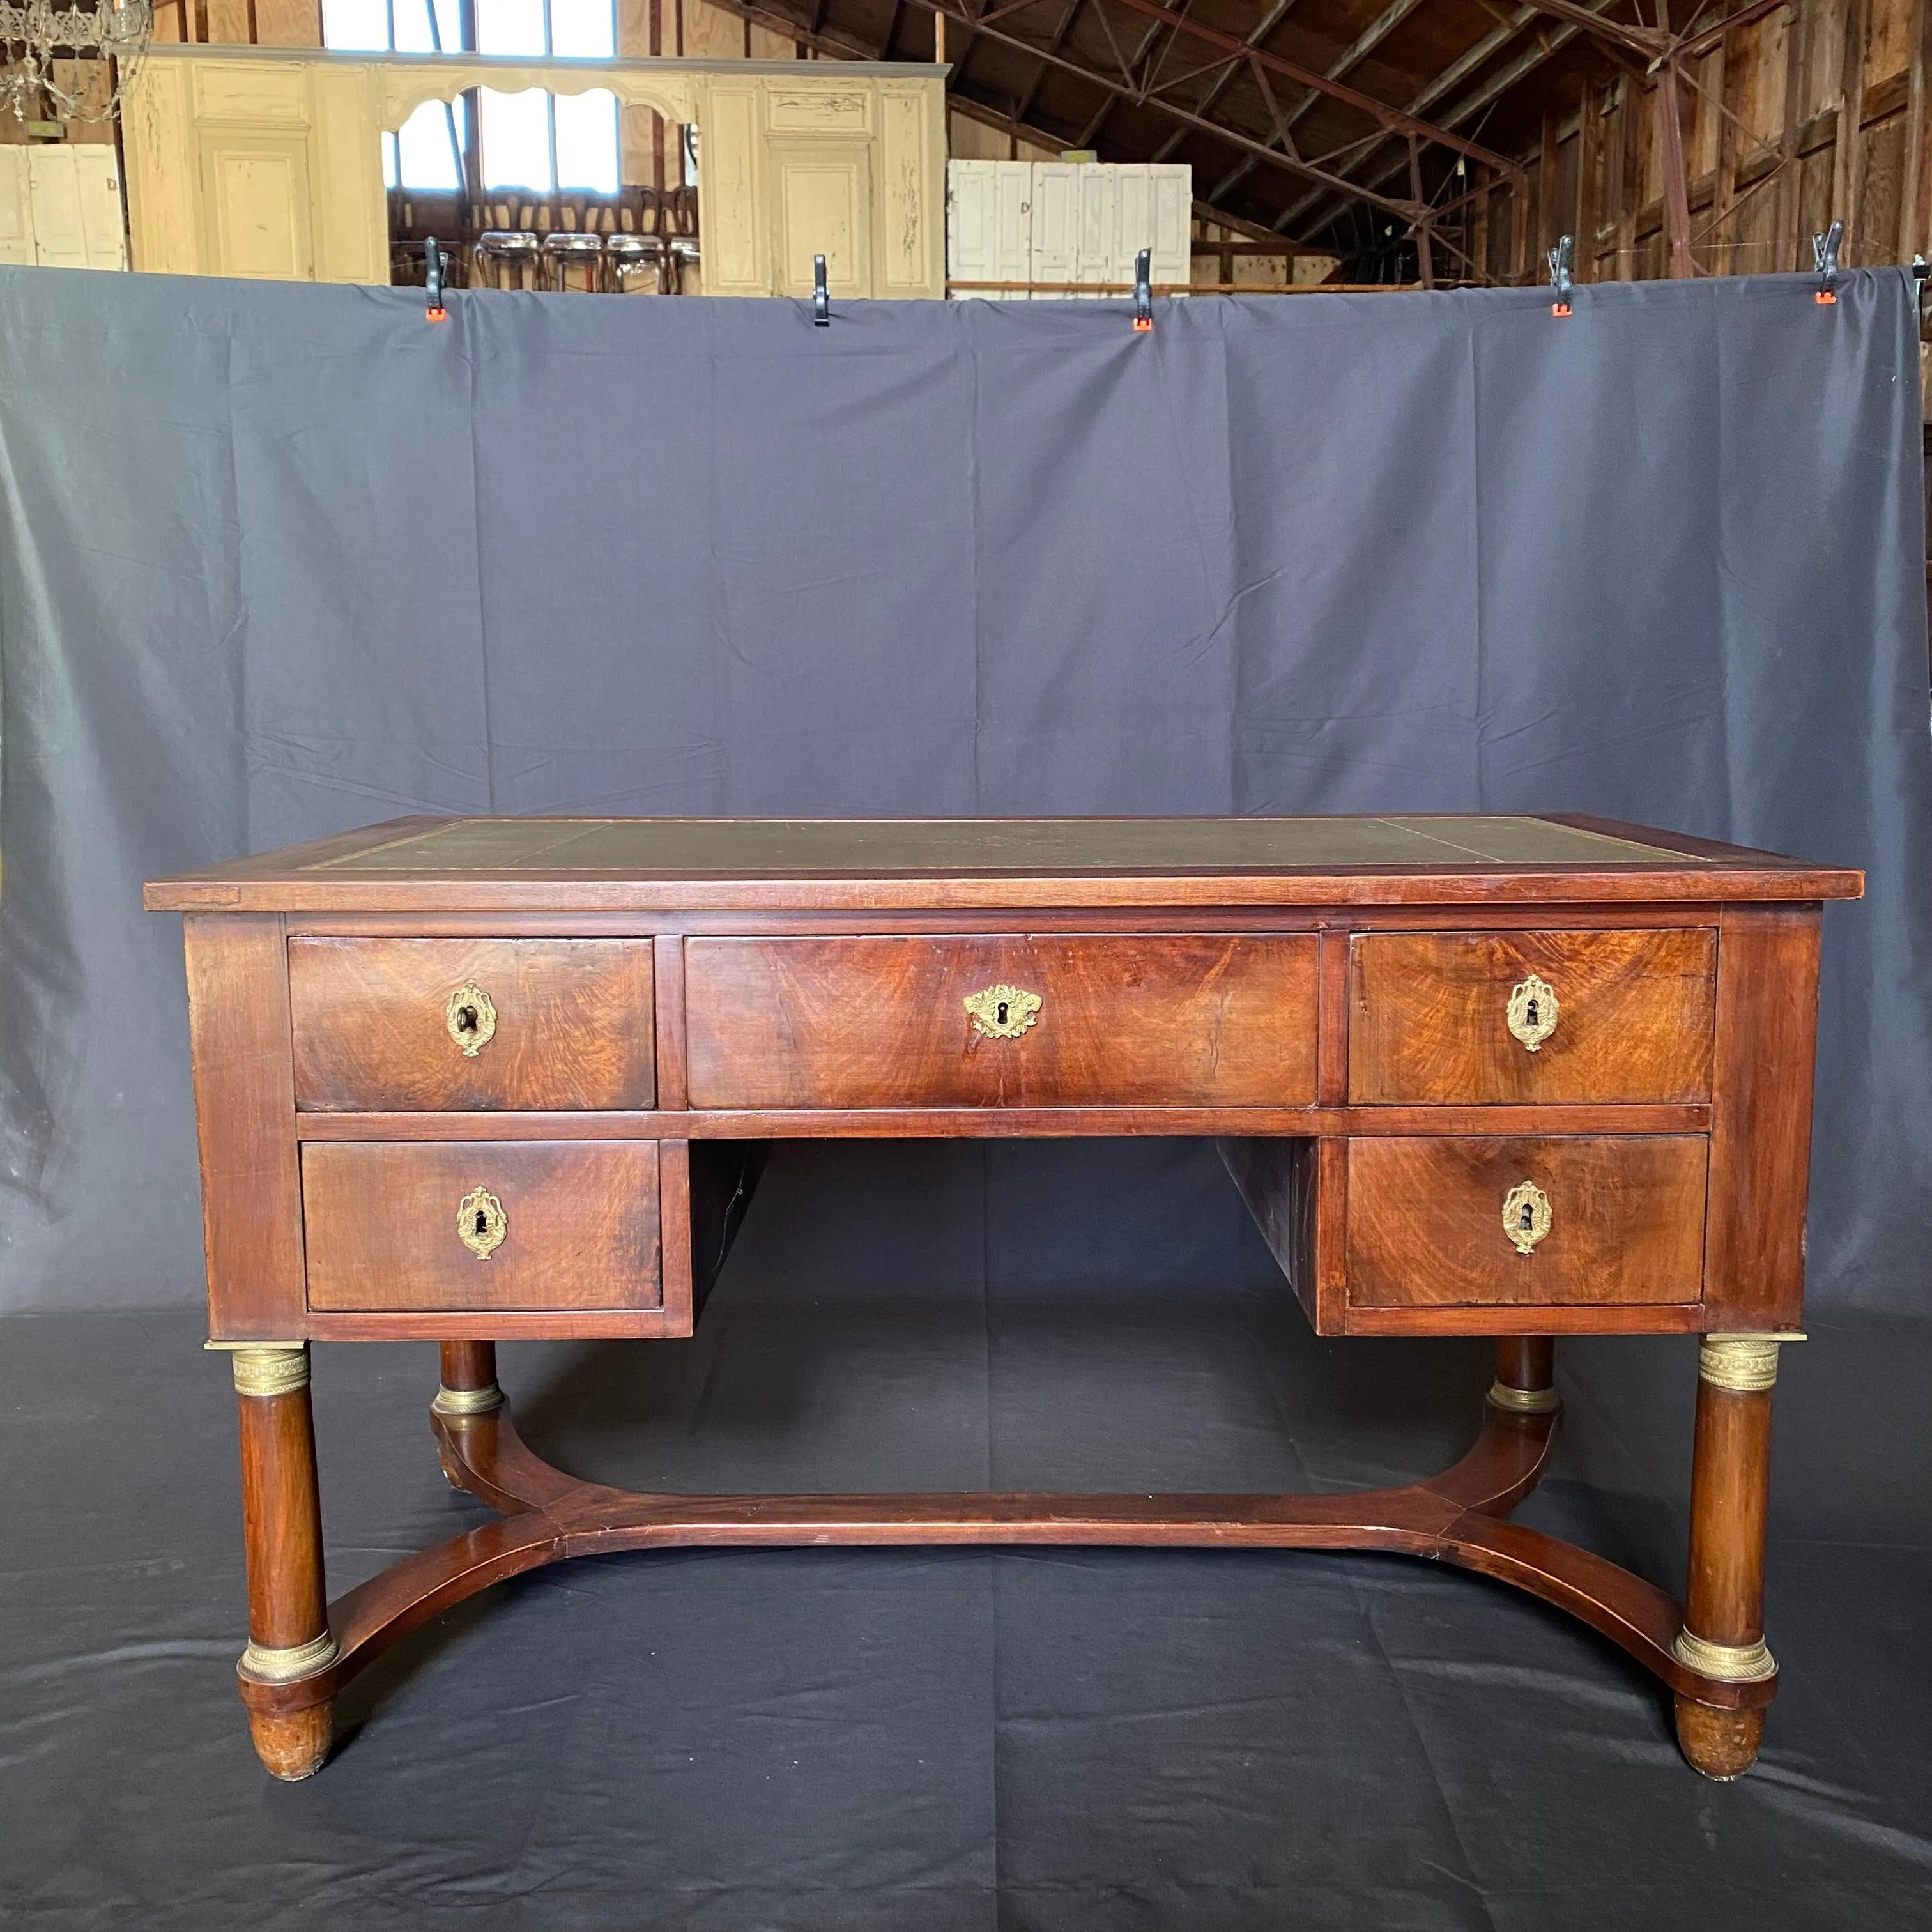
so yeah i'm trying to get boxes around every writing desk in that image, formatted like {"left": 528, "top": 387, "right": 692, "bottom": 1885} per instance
{"left": 146, "top": 814, "right": 1862, "bottom": 1782}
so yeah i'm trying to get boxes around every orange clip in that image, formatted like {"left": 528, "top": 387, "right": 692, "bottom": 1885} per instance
{"left": 1551, "top": 301, "right": 1572, "bottom": 318}
{"left": 1814, "top": 289, "right": 1837, "bottom": 305}
{"left": 1132, "top": 316, "right": 1153, "bottom": 333}
{"left": 425, "top": 304, "right": 448, "bottom": 322}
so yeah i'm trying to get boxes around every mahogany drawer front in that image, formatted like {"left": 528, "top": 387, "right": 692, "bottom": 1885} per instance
{"left": 684, "top": 934, "right": 1319, "bottom": 1109}
{"left": 1348, "top": 928, "right": 1715, "bottom": 1105}
{"left": 289, "top": 937, "right": 655, "bottom": 1111}
{"left": 302, "top": 1141, "right": 661, "bottom": 1312}
{"left": 1346, "top": 1135, "right": 1708, "bottom": 1308}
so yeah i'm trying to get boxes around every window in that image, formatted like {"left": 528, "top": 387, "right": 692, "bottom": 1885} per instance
{"left": 323, "top": 0, "right": 619, "bottom": 195}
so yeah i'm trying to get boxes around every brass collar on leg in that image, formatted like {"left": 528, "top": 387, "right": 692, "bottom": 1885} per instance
{"left": 433, "top": 1382, "right": 505, "bottom": 1417}
{"left": 218, "top": 1344, "right": 310, "bottom": 1399}
{"left": 239, "top": 1630, "right": 341, "bottom": 1683}
{"left": 1698, "top": 1332, "right": 1806, "bottom": 1393}
{"left": 1672, "top": 1629, "right": 1777, "bottom": 1683}
{"left": 1487, "top": 1379, "right": 1560, "bottom": 1414}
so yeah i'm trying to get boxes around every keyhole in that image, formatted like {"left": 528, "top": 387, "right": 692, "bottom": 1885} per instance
{"left": 475, "top": 1209, "right": 490, "bottom": 1237}
{"left": 996, "top": 1000, "right": 1009, "bottom": 1025}
{"left": 1524, "top": 999, "right": 1539, "bottom": 1029}
{"left": 1519, "top": 1203, "right": 1535, "bottom": 1231}
{"left": 456, "top": 1005, "right": 477, "bottom": 1034}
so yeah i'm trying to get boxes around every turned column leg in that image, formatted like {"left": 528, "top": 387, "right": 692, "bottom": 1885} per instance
{"left": 1672, "top": 1332, "right": 1798, "bottom": 1779}
{"left": 433, "top": 1341, "right": 503, "bottom": 1490}
{"left": 1488, "top": 1336, "right": 1560, "bottom": 1414}
{"left": 229, "top": 1344, "right": 337, "bottom": 1781}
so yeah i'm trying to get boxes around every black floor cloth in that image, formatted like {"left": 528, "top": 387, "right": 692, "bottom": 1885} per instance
{"left": 6, "top": 1139, "right": 1930, "bottom": 1930}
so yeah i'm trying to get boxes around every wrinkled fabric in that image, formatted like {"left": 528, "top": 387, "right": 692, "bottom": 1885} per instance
{"left": 0, "top": 268, "right": 1926, "bottom": 1314}
{"left": 3, "top": 1142, "right": 1931, "bottom": 1929}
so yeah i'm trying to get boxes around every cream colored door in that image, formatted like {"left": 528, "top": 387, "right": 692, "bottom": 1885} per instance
{"left": 769, "top": 138, "right": 871, "bottom": 297}
{"left": 198, "top": 133, "right": 316, "bottom": 280}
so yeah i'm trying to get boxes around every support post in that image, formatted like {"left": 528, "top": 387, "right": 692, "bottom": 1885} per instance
{"left": 1489, "top": 1335, "right": 1559, "bottom": 1414}
{"left": 229, "top": 1344, "right": 336, "bottom": 1781}
{"left": 1673, "top": 1332, "right": 1795, "bottom": 1778}
{"left": 434, "top": 1340, "right": 504, "bottom": 1492}
{"left": 436, "top": 1339, "right": 503, "bottom": 1415}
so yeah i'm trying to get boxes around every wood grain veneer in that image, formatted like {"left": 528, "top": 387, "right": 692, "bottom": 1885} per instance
{"left": 301, "top": 1141, "right": 661, "bottom": 1312}
{"left": 289, "top": 937, "right": 654, "bottom": 1112}
{"left": 684, "top": 934, "right": 1319, "bottom": 1109}
{"left": 1345, "top": 1136, "right": 1709, "bottom": 1308}
{"left": 1349, "top": 928, "right": 1716, "bottom": 1104}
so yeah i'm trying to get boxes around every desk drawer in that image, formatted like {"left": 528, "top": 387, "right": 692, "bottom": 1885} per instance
{"left": 684, "top": 935, "right": 1319, "bottom": 1109}
{"left": 1349, "top": 929, "right": 1715, "bottom": 1104}
{"left": 1346, "top": 1135, "right": 1706, "bottom": 1308}
{"left": 302, "top": 1142, "right": 661, "bottom": 1312}
{"left": 289, "top": 938, "right": 656, "bottom": 1111}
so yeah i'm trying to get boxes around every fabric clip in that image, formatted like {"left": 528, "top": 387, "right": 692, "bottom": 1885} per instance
{"left": 1813, "top": 222, "right": 1842, "bottom": 305}
{"left": 1547, "top": 234, "right": 1573, "bottom": 317}
{"left": 813, "top": 254, "right": 831, "bottom": 327}
{"left": 425, "top": 237, "right": 447, "bottom": 323}
{"left": 1132, "top": 248, "right": 1153, "bottom": 332}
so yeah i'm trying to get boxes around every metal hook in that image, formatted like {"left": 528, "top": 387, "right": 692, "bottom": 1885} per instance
{"left": 1132, "top": 247, "right": 1153, "bottom": 332}
{"left": 425, "top": 236, "right": 447, "bottom": 322}
{"left": 1813, "top": 220, "right": 1843, "bottom": 305}
{"left": 813, "top": 253, "right": 831, "bottom": 327}
{"left": 1548, "top": 234, "right": 1573, "bottom": 317}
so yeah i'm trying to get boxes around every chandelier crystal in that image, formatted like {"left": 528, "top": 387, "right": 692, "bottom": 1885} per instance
{"left": 0, "top": 0, "right": 151, "bottom": 123}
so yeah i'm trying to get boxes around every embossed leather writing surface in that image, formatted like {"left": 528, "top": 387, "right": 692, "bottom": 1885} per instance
{"left": 309, "top": 815, "right": 1708, "bottom": 875}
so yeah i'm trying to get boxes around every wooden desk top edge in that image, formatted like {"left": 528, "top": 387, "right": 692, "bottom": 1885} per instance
{"left": 144, "top": 813, "right": 1865, "bottom": 912}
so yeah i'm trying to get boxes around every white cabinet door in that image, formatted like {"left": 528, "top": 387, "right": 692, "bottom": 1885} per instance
{"left": 1073, "top": 163, "right": 1116, "bottom": 296}
{"left": 1029, "top": 162, "right": 1078, "bottom": 293}
{"left": 949, "top": 158, "right": 1035, "bottom": 295}
{"left": 947, "top": 158, "right": 997, "bottom": 282}
{"left": 0, "top": 150, "right": 33, "bottom": 265}
{"left": 23, "top": 146, "right": 128, "bottom": 270}
{"left": 1150, "top": 164, "right": 1190, "bottom": 290}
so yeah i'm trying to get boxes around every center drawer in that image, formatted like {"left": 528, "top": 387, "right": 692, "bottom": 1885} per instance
{"left": 683, "top": 935, "right": 1320, "bottom": 1109}
{"left": 302, "top": 1141, "right": 661, "bottom": 1312}
{"left": 289, "top": 937, "right": 656, "bottom": 1112}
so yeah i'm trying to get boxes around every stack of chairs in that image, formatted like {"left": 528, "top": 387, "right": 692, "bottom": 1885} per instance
{"left": 466, "top": 187, "right": 696, "bottom": 293}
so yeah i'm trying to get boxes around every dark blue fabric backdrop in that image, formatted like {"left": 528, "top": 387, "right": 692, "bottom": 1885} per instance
{"left": 0, "top": 264, "right": 1924, "bottom": 1310}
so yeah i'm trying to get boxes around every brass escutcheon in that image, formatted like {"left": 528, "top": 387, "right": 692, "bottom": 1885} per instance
{"left": 457, "top": 1186, "right": 507, "bottom": 1261}
{"left": 445, "top": 983, "right": 496, "bottom": 1057}
{"left": 1506, "top": 973, "right": 1559, "bottom": 1052}
{"left": 964, "top": 983, "right": 1042, "bottom": 1040}
{"left": 1501, "top": 1180, "right": 1552, "bottom": 1255}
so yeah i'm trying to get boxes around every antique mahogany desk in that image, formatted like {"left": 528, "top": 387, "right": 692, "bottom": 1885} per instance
{"left": 146, "top": 815, "right": 1862, "bottom": 1782}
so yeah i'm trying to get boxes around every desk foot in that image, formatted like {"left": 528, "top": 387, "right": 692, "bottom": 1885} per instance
{"left": 246, "top": 1701, "right": 334, "bottom": 1781}
{"left": 1673, "top": 1698, "right": 1764, "bottom": 1781}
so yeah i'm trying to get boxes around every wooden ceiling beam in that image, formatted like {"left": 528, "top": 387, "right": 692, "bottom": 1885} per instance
{"left": 1086, "top": 0, "right": 1526, "bottom": 178}
{"left": 1011, "top": 0, "right": 1091, "bottom": 126}
{"left": 1274, "top": 0, "right": 1625, "bottom": 234}
{"left": 1279, "top": 0, "right": 1434, "bottom": 136}
{"left": 894, "top": 0, "right": 1434, "bottom": 217}
{"left": 1149, "top": 0, "right": 1306, "bottom": 160}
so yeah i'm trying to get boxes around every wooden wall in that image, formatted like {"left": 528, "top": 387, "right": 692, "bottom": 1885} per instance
{"left": 1480, "top": 0, "right": 1932, "bottom": 281}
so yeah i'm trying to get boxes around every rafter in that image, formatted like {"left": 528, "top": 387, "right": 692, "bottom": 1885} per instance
{"left": 1275, "top": 0, "right": 1596, "bottom": 234}
{"left": 1011, "top": 0, "right": 1089, "bottom": 126}
{"left": 1086, "top": 0, "right": 1525, "bottom": 178}
{"left": 892, "top": 0, "right": 1434, "bottom": 219}
{"left": 1280, "top": 0, "right": 1433, "bottom": 138}
{"left": 1150, "top": 0, "right": 1304, "bottom": 160}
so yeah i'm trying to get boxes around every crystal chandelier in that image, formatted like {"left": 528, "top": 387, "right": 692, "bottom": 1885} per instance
{"left": 0, "top": 0, "right": 151, "bottom": 124}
